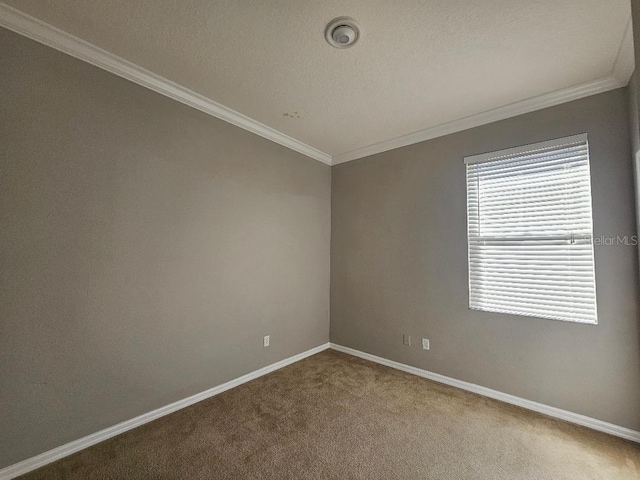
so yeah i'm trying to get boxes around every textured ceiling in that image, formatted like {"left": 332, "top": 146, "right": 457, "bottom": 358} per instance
{"left": 4, "top": 0, "right": 631, "bottom": 157}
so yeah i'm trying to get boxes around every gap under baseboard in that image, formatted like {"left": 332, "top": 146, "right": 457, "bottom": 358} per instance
{"left": 329, "top": 342, "right": 640, "bottom": 444}
{"left": 0, "top": 343, "right": 330, "bottom": 480}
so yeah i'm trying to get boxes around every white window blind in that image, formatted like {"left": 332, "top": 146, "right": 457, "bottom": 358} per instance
{"left": 465, "top": 134, "right": 597, "bottom": 324}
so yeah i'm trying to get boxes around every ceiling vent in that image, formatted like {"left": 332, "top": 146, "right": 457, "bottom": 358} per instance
{"left": 325, "top": 17, "right": 361, "bottom": 49}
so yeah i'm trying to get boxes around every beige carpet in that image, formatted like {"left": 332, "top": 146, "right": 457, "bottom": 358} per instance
{"left": 18, "top": 350, "right": 640, "bottom": 479}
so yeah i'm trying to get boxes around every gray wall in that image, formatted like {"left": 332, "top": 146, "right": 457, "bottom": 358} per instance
{"left": 630, "top": 1, "right": 640, "bottom": 253}
{"left": 629, "top": 71, "right": 639, "bottom": 157}
{"left": 0, "top": 28, "right": 330, "bottom": 468}
{"left": 2, "top": 14, "right": 640, "bottom": 472}
{"left": 331, "top": 88, "right": 640, "bottom": 431}
{"left": 629, "top": 71, "right": 640, "bottom": 256}
{"left": 633, "top": 0, "right": 640, "bottom": 143}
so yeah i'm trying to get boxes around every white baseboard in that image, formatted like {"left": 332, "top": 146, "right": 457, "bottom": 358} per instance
{"left": 4, "top": 341, "right": 637, "bottom": 478}
{"left": 329, "top": 343, "right": 640, "bottom": 443}
{"left": 0, "top": 343, "right": 330, "bottom": 480}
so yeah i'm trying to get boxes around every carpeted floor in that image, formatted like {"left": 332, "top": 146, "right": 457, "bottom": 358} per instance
{"left": 19, "top": 349, "right": 640, "bottom": 479}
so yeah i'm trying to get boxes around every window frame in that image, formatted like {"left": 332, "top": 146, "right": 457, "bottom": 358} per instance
{"left": 464, "top": 133, "right": 598, "bottom": 325}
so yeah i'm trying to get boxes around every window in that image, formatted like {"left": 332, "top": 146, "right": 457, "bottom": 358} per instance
{"left": 465, "top": 134, "right": 597, "bottom": 324}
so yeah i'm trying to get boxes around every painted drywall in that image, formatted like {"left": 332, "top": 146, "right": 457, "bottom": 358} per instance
{"left": 630, "top": 71, "right": 639, "bottom": 155}
{"left": 629, "top": 71, "right": 640, "bottom": 254}
{"left": 0, "top": 28, "right": 330, "bottom": 469}
{"left": 630, "top": 1, "right": 640, "bottom": 257}
{"left": 633, "top": 0, "right": 640, "bottom": 131}
{"left": 2, "top": 0, "right": 629, "bottom": 156}
{"left": 331, "top": 88, "right": 640, "bottom": 431}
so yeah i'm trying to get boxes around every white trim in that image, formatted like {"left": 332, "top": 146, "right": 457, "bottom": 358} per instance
{"left": 0, "top": 3, "right": 332, "bottom": 166}
{"left": 0, "top": 4, "right": 634, "bottom": 166}
{"left": 0, "top": 343, "right": 330, "bottom": 480}
{"left": 333, "top": 13, "right": 634, "bottom": 165}
{"left": 1, "top": 341, "right": 637, "bottom": 478}
{"left": 329, "top": 343, "right": 640, "bottom": 443}
{"left": 612, "top": 17, "right": 635, "bottom": 86}
{"left": 464, "top": 133, "right": 587, "bottom": 165}
{"left": 331, "top": 76, "right": 623, "bottom": 164}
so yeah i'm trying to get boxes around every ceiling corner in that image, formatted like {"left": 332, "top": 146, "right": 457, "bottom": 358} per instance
{"left": 0, "top": 2, "right": 333, "bottom": 166}
{"left": 612, "top": 16, "right": 635, "bottom": 85}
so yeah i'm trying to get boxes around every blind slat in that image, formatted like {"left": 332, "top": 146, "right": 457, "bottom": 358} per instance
{"left": 465, "top": 134, "right": 597, "bottom": 324}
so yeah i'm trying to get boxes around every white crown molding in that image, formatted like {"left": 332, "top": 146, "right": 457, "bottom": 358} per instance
{"left": 332, "top": 75, "right": 624, "bottom": 164}
{"left": 612, "top": 16, "right": 635, "bottom": 86}
{"left": 0, "top": 3, "right": 332, "bottom": 165}
{"left": 0, "top": 343, "right": 330, "bottom": 480}
{"left": 0, "top": 4, "right": 634, "bottom": 167}
{"left": 333, "top": 14, "right": 635, "bottom": 165}
{"left": 330, "top": 343, "right": 640, "bottom": 443}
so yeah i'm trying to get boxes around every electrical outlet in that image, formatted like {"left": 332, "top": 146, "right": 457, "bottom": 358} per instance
{"left": 422, "top": 338, "right": 430, "bottom": 350}
{"left": 263, "top": 335, "right": 270, "bottom": 347}
{"left": 403, "top": 334, "right": 411, "bottom": 346}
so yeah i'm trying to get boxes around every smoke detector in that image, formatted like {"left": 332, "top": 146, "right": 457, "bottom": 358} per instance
{"left": 325, "top": 17, "right": 361, "bottom": 49}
